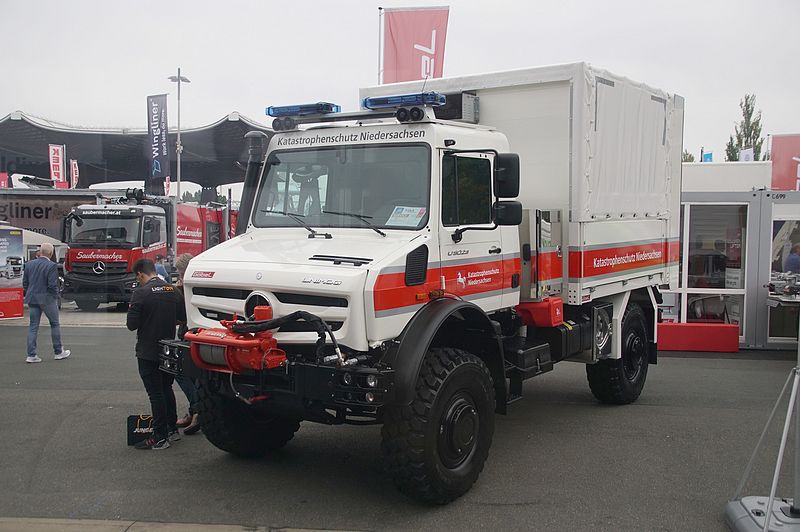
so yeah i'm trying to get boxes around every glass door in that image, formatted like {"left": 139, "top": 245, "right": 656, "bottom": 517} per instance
{"left": 757, "top": 191, "right": 800, "bottom": 348}
{"left": 662, "top": 191, "right": 761, "bottom": 348}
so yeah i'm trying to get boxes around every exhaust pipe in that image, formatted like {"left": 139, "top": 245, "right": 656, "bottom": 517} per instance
{"left": 236, "top": 131, "right": 269, "bottom": 236}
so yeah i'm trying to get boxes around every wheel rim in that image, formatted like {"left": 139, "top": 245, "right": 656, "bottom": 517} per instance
{"left": 623, "top": 329, "right": 646, "bottom": 381}
{"left": 437, "top": 391, "right": 479, "bottom": 469}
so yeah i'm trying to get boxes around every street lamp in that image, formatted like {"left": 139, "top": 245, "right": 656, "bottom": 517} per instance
{"left": 167, "top": 67, "right": 190, "bottom": 200}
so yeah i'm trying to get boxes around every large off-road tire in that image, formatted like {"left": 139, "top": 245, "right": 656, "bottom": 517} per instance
{"left": 196, "top": 378, "right": 300, "bottom": 458}
{"left": 75, "top": 299, "right": 100, "bottom": 312}
{"left": 381, "top": 347, "right": 495, "bottom": 504}
{"left": 586, "top": 303, "right": 649, "bottom": 404}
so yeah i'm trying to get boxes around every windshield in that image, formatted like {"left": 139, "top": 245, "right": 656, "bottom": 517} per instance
{"left": 69, "top": 216, "right": 141, "bottom": 247}
{"left": 252, "top": 144, "right": 430, "bottom": 230}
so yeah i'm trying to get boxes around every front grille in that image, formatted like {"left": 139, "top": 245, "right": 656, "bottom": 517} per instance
{"left": 193, "top": 287, "right": 252, "bottom": 300}
{"left": 199, "top": 308, "right": 235, "bottom": 321}
{"left": 279, "top": 320, "right": 343, "bottom": 332}
{"left": 273, "top": 292, "right": 348, "bottom": 308}
{"left": 72, "top": 261, "right": 128, "bottom": 275}
{"left": 198, "top": 307, "right": 342, "bottom": 332}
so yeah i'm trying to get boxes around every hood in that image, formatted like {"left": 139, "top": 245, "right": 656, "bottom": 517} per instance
{"left": 195, "top": 228, "right": 422, "bottom": 268}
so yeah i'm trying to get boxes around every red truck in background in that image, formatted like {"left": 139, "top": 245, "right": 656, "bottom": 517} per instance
{"left": 62, "top": 190, "right": 233, "bottom": 311}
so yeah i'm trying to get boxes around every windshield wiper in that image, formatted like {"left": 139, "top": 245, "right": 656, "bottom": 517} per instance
{"left": 323, "top": 210, "right": 386, "bottom": 237}
{"left": 260, "top": 209, "right": 332, "bottom": 239}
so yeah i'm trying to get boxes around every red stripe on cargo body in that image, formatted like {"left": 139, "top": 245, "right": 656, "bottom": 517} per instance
{"left": 569, "top": 241, "right": 668, "bottom": 280}
{"left": 373, "top": 258, "right": 519, "bottom": 314}
{"left": 535, "top": 251, "right": 562, "bottom": 281}
{"left": 666, "top": 239, "right": 680, "bottom": 264}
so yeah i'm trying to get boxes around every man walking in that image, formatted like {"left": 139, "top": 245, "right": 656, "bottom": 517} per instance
{"left": 127, "top": 258, "right": 184, "bottom": 450}
{"left": 23, "top": 242, "right": 69, "bottom": 363}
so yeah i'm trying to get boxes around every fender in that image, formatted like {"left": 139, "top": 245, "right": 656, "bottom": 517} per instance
{"left": 382, "top": 297, "right": 508, "bottom": 413}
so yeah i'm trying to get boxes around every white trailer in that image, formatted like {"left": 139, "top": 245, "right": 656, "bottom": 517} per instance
{"left": 166, "top": 62, "right": 684, "bottom": 504}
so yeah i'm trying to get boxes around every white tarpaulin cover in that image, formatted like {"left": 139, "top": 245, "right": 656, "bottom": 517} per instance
{"left": 577, "top": 66, "right": 676, "bottom": 222}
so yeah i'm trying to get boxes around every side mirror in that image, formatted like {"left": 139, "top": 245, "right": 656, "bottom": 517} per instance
{"left": 494, "top": 153, "right": 520, "bottom": 198}
{"left": 493, "top": 201, "right": 522, "bottom": 226}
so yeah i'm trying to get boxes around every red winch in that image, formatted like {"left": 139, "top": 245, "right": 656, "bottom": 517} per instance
{"left": 185, "top": 306, "right": 287, "bottom": 373}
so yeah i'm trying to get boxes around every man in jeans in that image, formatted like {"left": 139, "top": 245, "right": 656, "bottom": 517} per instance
{"left": 127, "top": 258, "right": 184, "bottom": 450}
{"left": 23, "top": 243, "right": 70, "bottom": 363}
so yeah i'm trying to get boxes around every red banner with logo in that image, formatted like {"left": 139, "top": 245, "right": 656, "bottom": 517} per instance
{"left": 383, "top": 6, "right": 449, "bottom": 84}
{"left": 771, "top": 134, "right": 800, "bottom": 191}
{"left": 48, "top": 144, "right": 66, "bottom": 184}
{"left": 0, "top": 227, "right": 24, "bottom": 319}
{"left": 70, "top": 159, "right": 79, "bottom": 188}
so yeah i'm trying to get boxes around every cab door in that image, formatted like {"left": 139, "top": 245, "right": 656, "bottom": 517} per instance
{"left": 438, "top": 152, "right": 505, "bottom": 312}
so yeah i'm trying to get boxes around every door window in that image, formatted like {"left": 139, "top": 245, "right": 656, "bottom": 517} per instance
{"left": 441, "top": 155, "right": 492, "bottom": 226}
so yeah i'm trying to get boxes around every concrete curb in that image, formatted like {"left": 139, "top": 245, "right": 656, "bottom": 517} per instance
{"left": 0, "top": 518, "right": 348, "bottom": 532}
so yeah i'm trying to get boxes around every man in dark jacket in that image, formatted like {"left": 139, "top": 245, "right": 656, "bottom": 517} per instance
{"left": 127, "top": 258, "right": 185, "bottom": 450}
{"left": 23, "top": 242, "right": 70, "bottom": 364}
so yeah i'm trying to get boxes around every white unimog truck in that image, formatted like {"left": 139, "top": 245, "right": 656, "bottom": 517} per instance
{"left": 163, "top": 63, "right": 683, "bottom": 504}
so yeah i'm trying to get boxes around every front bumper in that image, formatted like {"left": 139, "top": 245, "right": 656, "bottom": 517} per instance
{"left": 62, "top": 273, "right": 137, "bottom": 302}
{"left": 160, "top": 339, "right": 395, "bottom": 423}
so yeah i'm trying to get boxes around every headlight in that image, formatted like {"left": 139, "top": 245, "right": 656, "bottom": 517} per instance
{"left": 366, "top": 374, "right": 378, "bottom": 388}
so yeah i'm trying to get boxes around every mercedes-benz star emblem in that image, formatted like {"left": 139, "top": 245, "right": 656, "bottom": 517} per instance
{"left": 92, "top": 261, "right": 106, "bottom": 274}
{"left": 256, "top": 272, "right": 262, "bottom": 280}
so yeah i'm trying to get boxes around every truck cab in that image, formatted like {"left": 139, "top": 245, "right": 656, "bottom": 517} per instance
{"left": 5, "top": 256, "right": 22, "bottom": 278}
{"left": 62, "top": 202, "right": 167, "bottom": 311}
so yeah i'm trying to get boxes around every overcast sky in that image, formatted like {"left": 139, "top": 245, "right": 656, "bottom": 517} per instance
{"left": 2, "top": 0, "right": 798, "bottom": 171}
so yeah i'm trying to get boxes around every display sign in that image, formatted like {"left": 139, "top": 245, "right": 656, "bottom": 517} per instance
{"left": 48, "top": 144, "right": 65, "bottom": 183}
{"left": 0, "top": 193, "right": 99, "bottom": 240}
{"left": 146, "top": 94, "right": 170, "bottom": 192}
{"left": 70, "top": 159, "right": 79, "bottom": 188}
{"left": 0, "top": 172, "right": 7, "bottom": 188}
{"left": 771, "top": 134, "right": 800, "bottom": 191}
{"left": 382, "top": 6, "right": 449, "bottom": 84}
{"left": 0, "top": 227, "right": 24, "bottom": 319}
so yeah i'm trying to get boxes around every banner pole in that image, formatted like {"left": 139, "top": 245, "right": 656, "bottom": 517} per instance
{"left": 377, "top": 7, "right": 383, "bottom": 85}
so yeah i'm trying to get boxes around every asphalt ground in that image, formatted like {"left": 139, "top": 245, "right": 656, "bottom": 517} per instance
{"left": 0, "top": 324, "right": 798, "bottom": 531}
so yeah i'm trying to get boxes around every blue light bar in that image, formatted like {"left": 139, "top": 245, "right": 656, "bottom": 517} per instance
{"left": 362, "top": 92, "right": 446, "bottom": 110}
{"left": 266, "top": 102, "right": 341, "bottom": 117}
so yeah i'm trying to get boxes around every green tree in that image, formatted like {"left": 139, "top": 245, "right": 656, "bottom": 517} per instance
{"left": 725, "top": 94, "right": 765, "bottom": 161}
{"left": 682, "top": 150, "right": 695, "bottom": 162}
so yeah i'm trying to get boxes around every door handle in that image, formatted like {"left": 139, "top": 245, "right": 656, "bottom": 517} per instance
{"left": 489, "top": 246, "right": 501, "bottom": 254}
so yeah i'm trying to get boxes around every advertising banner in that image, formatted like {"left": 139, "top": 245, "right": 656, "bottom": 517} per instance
{"left": 70, "top": 159, "right": 79, "bottom": 188}
{"left": 0, "top": 192, "right": 100, "bottom": 240}
{"left": 771, "top": 134, "right": 800, "bottom": 191}
{"left": 0, "top": 172, "right": 7, "bottom": 188}
{"left": 0, "top": 226, "right": 24, "bottom": 319}
{"left": 146, "top": 94, "right": 170, "bottom": 193}
{"left": 48, "top": 144, "right": 65, "bottom": 184}
{"left": 383, "top": 6, "right": 449, "bottom": 84}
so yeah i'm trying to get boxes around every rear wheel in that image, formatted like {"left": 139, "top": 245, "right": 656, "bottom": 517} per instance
{"left": 196, "top": 377, "right": 300, "bottom": 458}
{"left": 586, "top": 303, "right": 649, "bottom": 404}
{"left": 381, "top": 347, "right": 495, "bottom": 504}
{"left": 75, "top": 299, "right": 99, "bottom": 312}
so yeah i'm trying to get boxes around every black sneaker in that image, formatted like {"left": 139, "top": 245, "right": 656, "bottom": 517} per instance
{"left": 134, "top": 437, "right": 170, "bottom": 450}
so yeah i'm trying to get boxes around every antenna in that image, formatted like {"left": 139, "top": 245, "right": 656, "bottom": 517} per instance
{"left": 421, "top": 75, "right": 430, "bottom": 93}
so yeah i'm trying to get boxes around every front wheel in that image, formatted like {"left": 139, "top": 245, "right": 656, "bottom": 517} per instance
{"left": 586, "top": 303, "right": 650, "bottom": 404}
{"left": 381, "top": 347, "right": 495, "bottom": 504}
{"left": 196, "top": 377, "right": 300, "bottom": 458}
